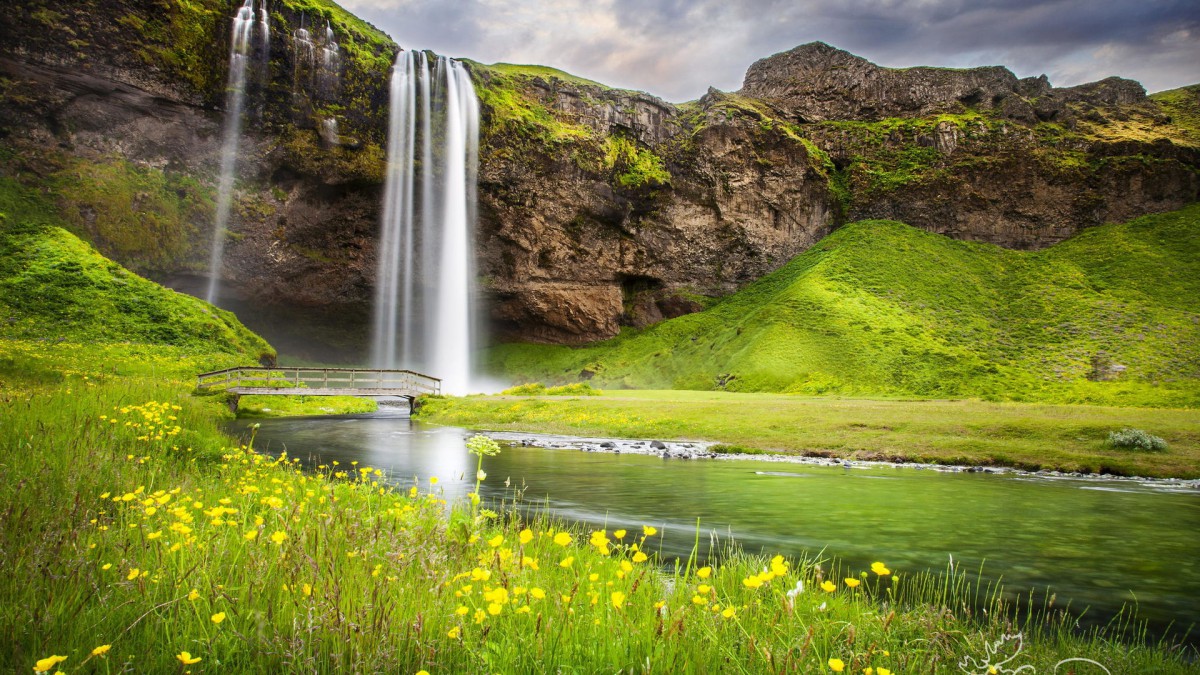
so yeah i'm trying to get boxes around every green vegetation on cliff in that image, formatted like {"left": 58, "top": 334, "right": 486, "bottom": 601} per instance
{"left": 0, "top": 176, "right": 272, "bottom": 362}
{"left": 488, "top": 204, "right": 1200, "bottom": 407}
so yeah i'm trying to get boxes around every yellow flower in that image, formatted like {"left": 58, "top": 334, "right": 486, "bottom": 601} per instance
{"left": 429, "top": 476, "right": 439, "bottom": 485}
{"left": 821, "top": 580, "right": 836, "bottom": 592}
{"left": 589, "top": 573, "right": 600, "bottom": 582}
{"left": 828, "top": 657, "right": 845, "bottom": 672}
{"left": 270, "top": 530, "right": 288, "bottom": 545}
{"left": 553, "top": 532, "right": 572, "bottom": 546}
{"left": 742, "top": 575, "right": 764, "bottom": 589}
{"left": 303, "top": 583, "right": 313, "bottom": 597}
{"left": 455, "top": 606, "right": 469, "bottom": 616}
{"left": 643, "top": 525, "right": 657, "bottom": 536}
{"left": 698, "top": 584, "right": 711, "bottom": 594}
{"left": 614, "top": 529, "right": 626, "bottom": 539}
{"left": 877, "top": 668, "right": 892, "bottom": 675}
{"left": 211, "top": 612, "right": 226, "bottom": 624}
{"left": 722, "top": 607, "right": 736, "bottom": 618}
{"left": 126, "top": 568, "right": 141, "bottom": 581}
{"left": 146, "top": 531, "right": 162, "bottom": 540}
{"left": 632, "top": 551, "right": 648, "bottom": 563}
{"left": 33, "top": 655, "right": 67, "bottom": 672}
{"left": 611, "top": 591, "right": 626, "bottom": 608}
{"left": 559, "top": 556, "right": 575, "bottom": 568}
{"left": 871, "top": 562, "right": 891, "bottom": 576}
{"left": 244, "top": 529, "right": 258, "bottom": 541}
{"left": 530, "top": 587, "right": 546, "bottom": 599}
{"left": 487, "top": 534, "right": 504, "bottom": 548}
{"left": 447, "top": 626, "right": 460, "bottom": 639}
{"left": 176, "top": 652, "right": 201, "bottom": 665}
{"left": 416, "top": 671, "right": 430, "bottom": 675}
{"left": 697, "top": 566, "right": 712, "bottom": 579}
{"left": 844, "top": 578, "right": 861, "bottom": 588}
{"left": 101, "top": 563, "right": 112, "bottom": 570}
{"left": 519, "top": 529, "right": 534, "bottom": 545}
{"left": 187, "top": 588, "right": 200, "bottom": 601}
{"left": 487, "top": 603, "right": 502, "bottom": 616}
{"left": 91, "top": 644, "right": 111, "bottom": 657}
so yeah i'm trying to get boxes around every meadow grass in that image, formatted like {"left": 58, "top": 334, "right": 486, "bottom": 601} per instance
{"left": 2, "top": 355, "right": 1197, "bottom": 673}
{"left": 486, "top": 204, "right": 1200, "bottom": 408}
{"left": 417, "top": 390, "right": 1200, "bottom": 478}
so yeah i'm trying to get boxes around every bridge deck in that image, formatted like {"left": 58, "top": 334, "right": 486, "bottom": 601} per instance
{"left": 196, "top": 366, "right": 441, "bottom": 410}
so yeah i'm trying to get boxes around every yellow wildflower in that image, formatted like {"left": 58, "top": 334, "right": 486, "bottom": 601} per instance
{"left": 126, "top": 568, "right": 140, "bottom": 581}
{"left": 211, "top": 612, "right": 226, "bottom": 624}
{"left": 877, "top": 668, "right": 892, "bottom": 675}
{"left": 455, "top": 606, "right": 469, "bottom": 616}
{"left": 487, "top": 534, "right": 504, "bottom": 548}
{"left": 821, "top": 580, "right": 837, "bottom": 592}
{"left": 553, "top": 532, "right": 572, "bottom": 546}
{"left": 487, "top": 603, "right": 502, "bottom": 616}
{"left": 697, "top": 566, "right": 712, "bottom": 579}
{"left": 845, "top": 578, "right": 861, "bottom": 588}
{"left": 611, "top": 591, "right": 626, "bottom": 608}
{"left": 91, "top": 644, "right": 111, "bottom": 656}
{"left": 244, "top": 529, "right": 258, "bottom": 541}
{"left": 871, "top": 562, "right": 891, "bottom": 576}
{"left": 187, "top": 588, "right": 200, "bottom": 601}
{"left": 559, "top": 556, "right": 575, "bottom": 568}
{"left": 643, "top": 525, "right": 657, "bottom": 536}
{"left": 742, "top": 575, "right": 764, "bottom": 589}
{"left": 270, "top": 530, "right": 288, "bottom": 545}
{"left": 722, "top": 607, "right": 736, "bottom": 618}
{"left": 614, "top": 529, "right": 626, "bottom": 539}
{"left": 828, "top": 658, "right": 845, "bottom": 672}
{"left": 33, "top": 655, "right": 67, "bottom": 672}
{"left": 447, "top": 626, "right": 460, "bottom": 639}
{"left": 519, "top": 528, "right": 534, "bottom": 545}
{"left": 176, "top": 652, "right": 201, "bottom": 665}
{"left": 530, "top": 588, "right": 546, "bottom": 599}
{"left": 632, "top": 551, "right": 648, "bottom": 563}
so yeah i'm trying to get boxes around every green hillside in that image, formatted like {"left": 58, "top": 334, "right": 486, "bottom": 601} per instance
{"left": 488, "top": 204, "right": 1200, "bottom": 407}
{"left": 0, "top": 177, "right": 274, "bottom": 368}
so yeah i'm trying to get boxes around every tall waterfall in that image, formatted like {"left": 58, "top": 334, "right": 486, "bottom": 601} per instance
{"left": 372, "top": 51, "right": 480, "bottom": 395}
{"left": 206, "top": 0, "right": 267, "bottom": 304}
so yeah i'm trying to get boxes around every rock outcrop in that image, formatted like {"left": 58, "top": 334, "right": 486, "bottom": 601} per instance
{"left": 1, "top": 3, "right": 1197, "bottom": 354}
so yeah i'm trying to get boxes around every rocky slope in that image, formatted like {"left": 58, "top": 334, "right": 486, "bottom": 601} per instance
{"left": 1, "top": 3, "right": 1196, "bottom": 355}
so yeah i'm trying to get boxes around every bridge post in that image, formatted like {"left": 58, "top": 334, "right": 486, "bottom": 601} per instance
{"left": 228, "top": 394, "right": 240, "bottom": 413}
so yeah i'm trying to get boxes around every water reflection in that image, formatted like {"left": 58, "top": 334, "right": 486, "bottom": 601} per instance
{"left": 232, "top": 413, "right": 1200, "bottom": 642}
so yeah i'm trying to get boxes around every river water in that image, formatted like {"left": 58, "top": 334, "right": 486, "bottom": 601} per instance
{"left": 230, "top": 411, "right": 1200, "bottom": 641}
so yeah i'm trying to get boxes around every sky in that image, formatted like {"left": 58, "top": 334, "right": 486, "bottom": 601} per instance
{"left": 338, "top": 0, "right": 1200, "bottom": 102}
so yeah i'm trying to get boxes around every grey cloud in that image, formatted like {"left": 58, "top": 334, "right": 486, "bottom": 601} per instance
{"left": 339, "top": 0, "right": 1199, "bottom": 101}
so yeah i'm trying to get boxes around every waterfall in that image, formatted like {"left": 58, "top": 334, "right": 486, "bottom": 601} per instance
{"left": 205, "top": 0, "right": 263, "bottom": 304}
{"left": 372, "top": 51, "right": 480, "bottom": 395}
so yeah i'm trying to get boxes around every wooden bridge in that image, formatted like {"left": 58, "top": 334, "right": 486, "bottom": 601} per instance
{"left": 195, "top": 367, "right": 441, "bottom": 411}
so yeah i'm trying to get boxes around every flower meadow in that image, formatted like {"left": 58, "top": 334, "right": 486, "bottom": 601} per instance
{"left": 1, "top": 341, "right": 1193, "bottom": 672}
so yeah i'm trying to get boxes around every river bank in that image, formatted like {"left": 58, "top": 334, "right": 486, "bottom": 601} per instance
{"left": 415, "top": 390, "right": 1200, "bottom": 479}
{"left": 481, "top": 429, "right": 1200, "bottom": 488}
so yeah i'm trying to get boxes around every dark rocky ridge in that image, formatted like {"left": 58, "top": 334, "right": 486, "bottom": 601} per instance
{"left": 1, "top": 5, "right": 1197, "bottom": 354}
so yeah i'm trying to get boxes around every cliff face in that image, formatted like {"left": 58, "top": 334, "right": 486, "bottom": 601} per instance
{"left": 1, "top": 2, "right": 1197, "bottom": 355}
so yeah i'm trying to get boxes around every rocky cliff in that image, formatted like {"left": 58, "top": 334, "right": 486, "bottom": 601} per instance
{"left": 1, "top": 3, "right": 1197, "bottom": 356}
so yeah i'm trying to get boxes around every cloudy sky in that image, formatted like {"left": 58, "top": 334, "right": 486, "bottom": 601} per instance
{"left": 339, "top": 0, "right": 1199, "bottom": 102}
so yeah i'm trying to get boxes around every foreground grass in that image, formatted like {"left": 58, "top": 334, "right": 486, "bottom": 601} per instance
{"left": 3, "top": 351, "right": 1197, "bottom": 673}
{"left": 417, "top": 390, "right": 1200, "bottom": 478}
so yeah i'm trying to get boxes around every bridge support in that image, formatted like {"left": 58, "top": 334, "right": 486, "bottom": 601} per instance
{"left": 227, "top": 394, "right": 240, "bottom": 413}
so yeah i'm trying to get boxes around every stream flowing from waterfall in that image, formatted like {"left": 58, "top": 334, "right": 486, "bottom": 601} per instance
{"left": 372, "top": 51, "right": 480, "bottom": 394}
{"left": 206, "top": 0, "right": 267, "bottom": 304}
{"left": 233, "top": 413, "right": 1200, "bottom": 645}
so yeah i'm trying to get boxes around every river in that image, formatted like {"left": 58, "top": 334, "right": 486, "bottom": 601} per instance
{"left": 230, "top": 410, "right": 1200, "bottom": 643}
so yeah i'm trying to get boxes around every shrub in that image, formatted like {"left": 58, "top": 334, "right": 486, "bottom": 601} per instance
{"left": 501, "top": 382, "right": 547, "bottom": 396}
{"left": 1107, "top": 428, "right": 1168, "bottom": 451}
{"left": 544, "top": 383, "right": 601, "bottom": 396}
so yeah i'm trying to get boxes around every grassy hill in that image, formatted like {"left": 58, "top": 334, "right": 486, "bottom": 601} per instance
{"left": 0, "top": 177, "right": 274, "bottom": 377}
{"left": 487, "top": 204, "right": 1200, "bottom": 407}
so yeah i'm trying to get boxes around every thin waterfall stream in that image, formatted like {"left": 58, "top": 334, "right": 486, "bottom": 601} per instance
{"left": 206, "top": 0, "right": 268, "bottom": 304}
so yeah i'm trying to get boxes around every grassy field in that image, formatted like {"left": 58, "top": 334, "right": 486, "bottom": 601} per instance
{"left": 488, "top": 205, "right": 1200, "bottom": 408}
{"left": 418, "top": 390, "right": 1200, "bottom": 478}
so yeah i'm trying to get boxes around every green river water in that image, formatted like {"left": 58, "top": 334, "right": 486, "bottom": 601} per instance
{"left": 232, "top": 411, "right": 1200, "bottom": 643}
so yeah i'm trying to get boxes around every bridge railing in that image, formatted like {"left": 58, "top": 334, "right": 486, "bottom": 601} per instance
{"left": 196, "top": 367, "right": 441, "bottom": 396}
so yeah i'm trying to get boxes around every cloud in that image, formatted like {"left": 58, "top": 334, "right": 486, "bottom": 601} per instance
{"left": 338, "top": 0, "right": 1200, "bottom": 100}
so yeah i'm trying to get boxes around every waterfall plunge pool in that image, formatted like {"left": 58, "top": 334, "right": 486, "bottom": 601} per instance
{"left": 229, "top": 410, "right": 1200, "bottom": 644}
